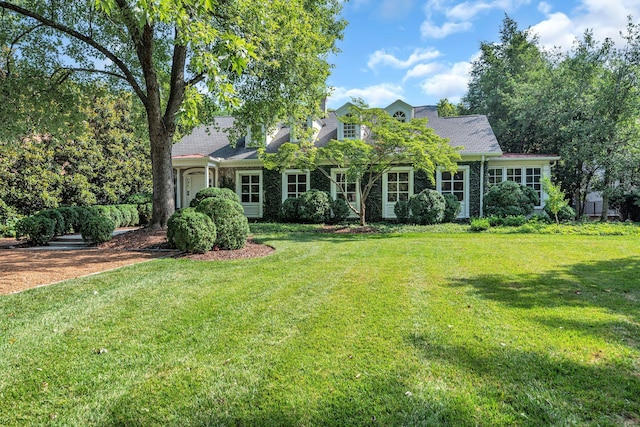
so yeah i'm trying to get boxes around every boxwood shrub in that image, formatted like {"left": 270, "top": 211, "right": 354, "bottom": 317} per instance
{"left": 394, "top": 200, "right": 410, "bottom": 224}
{"left": 408, "top": 189, "right": 445, "bottom": 225}
{"left": 280, "top": 197, "right": 301, "bottom": 222}
{"left": 167, "top": 208, "right": 217, "bottom": 253}
{"left": 442, "top": 193, "right": 461, "bottom": 223}
{"left": 331, "top": 198, "right": 351, "bottom": 223}
{"left": 81, "top": 215, "right": 115, "bottom": 244}
{"left": 484, "top": 181, "right": 537, "bottom": 217}
{"left": 189, "top": 187, "right": 240, "bottom": 207}
{"left": 297, "top": 190, "right": 331, "bottom": 224}
{"left": 15, "top": 215, "right": 55, "bottom": 245}
{"left": 35, "top": 209, "right": 66, "bottom": 236}
{"left": 544, "top": 203, "right": 575, "bottom": 223}
{"left": 56, "top": 207, "right": 80, "bottom": 234}
{"left": 196, "top": 197, "right": 249, "bottom": 250}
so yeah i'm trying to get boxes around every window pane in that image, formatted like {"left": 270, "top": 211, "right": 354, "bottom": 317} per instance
{"left": 454, "top": 182, "right": 463, "bottom": 191}
{"left": 443, "top": 182, "right": 452, "bottom": 191}
{"left": 388, "top": 173, "right": 397, "bottom": 182}
{"left": 288, "top": 174, "right": 296, "bottom": 183}
{"left": 388, "top": 193, "right": 397, "bottom": 202}
{"left": 288, "top": 184, "right": 296, "bottom": 193}
{"left": 299, "top": 175, "right": 307, "bottom": 183}
{"left": 251, "top": 175, "right": 259, "bottom": 183}
{"left": 399, "top": 193, "right": 408, "bottom": 201}
{"left": 251, "top": 194, "right": 259, "bottom": 203}
{"left": 399, "top": 172, "right": 409, "bottom": 181}
{"left": 399, "top": 183, "right": 408, "bottom": 192}
{"left": 442, "top": 171, "right": 451, "bottom": 180}
{"left": 242, "top": 176, "right": 250, "bottom": 184}
{"left": 242, "top": 194, "right": 250, "bottom": 202}
{"left": 251, "top": 185, "right": 259, "bottom": 193}
{"left": 388, "top": 183, "right": 397, "bottom": 192}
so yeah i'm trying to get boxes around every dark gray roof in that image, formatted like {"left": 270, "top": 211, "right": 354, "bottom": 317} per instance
{"left": 172, "top": 106, "right": 502, "bottom": 161}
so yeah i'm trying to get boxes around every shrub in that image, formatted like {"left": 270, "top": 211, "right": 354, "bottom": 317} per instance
{"left": 74, "top": 207, "right": 95, "bottom": 233}
{"left": 394, "top": 200, "right": 410, "bottom": 224}
{"left": 81, "top": 215, "right": 115, "bottom": 244}
{"left": 167, "top": 208, "right": 217, "bottom": 253}
{"left": 487, "top": 215, "right": 527, "bottom": 227}
{"left": 138, "top": 202, "right": 153, "bottom": 225}
{"left": 484, "top": 181, "right": 537, "bottom": 217}
{"left": 0, "top": 199, "right": 22, "bottom": 237}
{"left": 331, "top": 197, "right": 351, "bottom": 223}
{"left": 35, "top": 209, "right": 66, "bottom": 236}
{"left": 115, "top": 204, "right": 135, "bottom": 227}
{"left": 189, "top": 187, "right": 240, "bottom": 207}
{"left": 408, "top": 189, "right": 445, "bottom": 225}
{"left": 544, "top": 203, "right": 575, "bottom": 223}
{"left": 106, "top": 205, "right": 124, "bottom": 228}
{"left": 442, "top": 193, "right": 461, "bottom": 223}
{"left": 126, "top": 192, "right": 152, "bottom": 205}
{"left": 15, "top": 216, "right": 55, "bottom": 245}
{"left": 56, "top": 207, "right": 80, "bottom": 234}
{"left": 297, "top": 190, "right": 331, "bottom": 224}
{"left": 280, "top": 197, "right": 301, "bottom": 222}
{"left": 196, "top": 197, "right": 249, "bottom": 250}
{"left": 469, "top": 218, "right": 490, "bottom": 232}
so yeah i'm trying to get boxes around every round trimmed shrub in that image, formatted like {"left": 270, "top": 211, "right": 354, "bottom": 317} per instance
{"left": 106, "top": 205, "right": 124, "bottom": 228}
{"left": 35, "top": 209, "right": 66, "bottom": 236}
{"left": 442, "top": 193, "right": 461, "bottom": 223}
{"left": 408, "top": 189, "right": 446, "bottom": 225}
{"left": 189, "top": 187, "right": 240, "bottom": 207}
{"left": 394, "top": 200, "right": 410, "bottom": 224}
{"left": 196, "top": 197, "right": 249, "bottom": 250}
{"left": 15, "top": 215, "right": 55, "bottom": 245}
{"left": 126, "top": 192, "right": 152, "bottom": 205}
{"left": 74, "top": 207, "right": 94, "bottom": 233}
{"left": 331, "top": 197, "right": 351, "bottom": 223}
{"left": 167, "top": 208, "right": 217, "bottom": 253}
{"left": 81, "top": 215, "right": 115, "bottom": 244}
{"left": 56, "top": 207, "right": 79, "bottom": 234}
{"left": 280, "top": 197, "right": 301, "bottom": 222}
{"left": 544, "top": 203, "right": 575, "bottom": 223}
{"left": 297, "top": 190, "right": 331, "bottom": 224}
{"left": 484, "top": 181, "right": 537, "bottom": 217}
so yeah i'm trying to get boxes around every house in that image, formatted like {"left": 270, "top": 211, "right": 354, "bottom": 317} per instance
{"left": 171, "top": 99, "right": 559, "bottom": 221}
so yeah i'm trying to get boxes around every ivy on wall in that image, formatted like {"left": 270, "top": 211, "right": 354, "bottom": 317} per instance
{"left": 263, "top": 168, "right": 282, "bottom": 221}
{"left": 467, "top": 161, "right": 481, "bottom": 218}
{"left": 310, "top": 168, "right": 331, "bottom": 192}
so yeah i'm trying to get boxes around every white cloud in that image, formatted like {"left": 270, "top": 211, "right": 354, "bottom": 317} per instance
{"left": 368, "top": 48, "right": 442, "bottom": 69}
{"left": 419, "top": 61, "right": 472, "bottom": 103}
{"left": 530, "top": 0, "right": 640, "bottom": 52}
{"left": 403, "top": 63, "right": 444, "bottom": 81}
{"left": 329, "top": 84, "right": 405, "bottom": 107}
{"left": 421, "top": 0, "right": 532, "bottom": 39}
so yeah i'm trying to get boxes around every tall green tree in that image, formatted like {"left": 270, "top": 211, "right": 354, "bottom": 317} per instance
{"left": 0, "top": 0, "right": 345, "bottom": 227}
{"left": 262, "top": 101, "right": 460, "bottom": 226}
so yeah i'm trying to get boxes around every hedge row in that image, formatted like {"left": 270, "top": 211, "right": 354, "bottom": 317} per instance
{"left": 281, "top": 189, "right": 351, "bottom": 224}
{"left": 395, "top": 189, "right": 461, "bottom": 225}
{"left": 14, "top": 202, "right": 150, "bottom": 246}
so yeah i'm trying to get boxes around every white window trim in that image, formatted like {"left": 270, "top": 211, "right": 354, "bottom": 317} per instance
{"left": 330, "top": 168, "right": 360, "bottom": 218}
{"left": 235, "top": 170, "right": 263, "bottom": 218}
{"left": 437, "top": 166, "right": 470, "bottom": 219}
{"left": 281, "top": 169, "right": 311, "bottom": 202}
{"left": 382, "top": 167, "right": 414, "bottom": 219}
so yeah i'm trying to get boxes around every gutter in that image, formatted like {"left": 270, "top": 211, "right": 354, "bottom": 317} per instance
{"left": 480, "top": 155, "right": 485, "bottom": 217}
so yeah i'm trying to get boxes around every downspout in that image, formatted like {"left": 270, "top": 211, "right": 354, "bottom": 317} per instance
{"left": 479, "top": 155, "right": 485, "bottom": 217}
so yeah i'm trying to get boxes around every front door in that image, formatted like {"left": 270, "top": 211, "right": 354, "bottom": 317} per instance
{"left": 184, "top": 171, "right": 205, "bottom": 207}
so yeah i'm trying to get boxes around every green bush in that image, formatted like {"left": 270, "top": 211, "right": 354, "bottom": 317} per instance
{"left": 106, "top": 205, "right": 124, "bottom": 228}
{"left": 280, "top": 197, "right": 301, "bottom": 222}
{"left": 35, "top": 209, "right": 66, "bottom": 236}
{"left": 408, "top": 189, "right": 445, "bottom": 225}
{"left": 0, "top": 199, "right": 22, "bottom": 237}
{"left": 56, "top": 207, "right": 80, "bottom": 234}
{"left": 484, "top": 181, "right": 538, "bottom": 217}
{"left": 394, "top": 200, "right": 410, "bottom": 224}
{"left": 442, "top": 193, "right": 461, "bottom": 223}
{"left": 126, "top": 192, "right": 152, "bottom": 205}
{"left": 297, "top": 190, "right": 331, "bottom": 224}
{"left": 189, "top": 187, "right": 240, "bottom": 207}
{"left": 115, "top": 204, "right": 135, "bottom": 227}
{"left": 81, "top": 215, "right": 115, "bottom": 244}
{"left": 544, "top": 203, "right": 575, "bottom": 223}
{"left": 487, "top": 215, "right": 527, "bottom": 227}
{"left": 15, "top": 215, "right": 55, "bottom": 245}
{"left": 138, "top": 202, "right": 153, "bottom": 225}
{"left": 167, "top": 208, "right": 217, "bottom": 253}
{"left": 469, "top": 218, "right": 491, "bottom": 232}
{"left": 196, "top": 197, "right": 249, "bottom": 250}
{"left": 331, "top": 198, "right": 351, "bottom": 223}
{"left": 74, "top": 207, "right": 95, "bottom": 233}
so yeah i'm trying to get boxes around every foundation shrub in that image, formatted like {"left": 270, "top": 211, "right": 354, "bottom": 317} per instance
{"left": 196, "top": 197, "right": 249, "bottom": 250}
{"left": 167, "top": 208, "right": 217, "bottom": 253}
{"left": 81, "top": 215, "right": 115, "bottom": 244}
{"left": 297, "top": 190, "right": 331, "bottom": 224}
{"left": 189, "top": 187, "right": 240, "bottom": 207}
{"left": 408, "top": 189, "right": 445, "bottom": 225}
{"left": 15, "top": 215, "right": 55, "bottom": 245}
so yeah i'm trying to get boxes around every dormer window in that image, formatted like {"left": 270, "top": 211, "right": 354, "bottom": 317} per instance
{"left": 393, "top": 111, "right": 406, "bottom": 122}
{"left": 343, "top": 122, "right": 357, "bottom": 139}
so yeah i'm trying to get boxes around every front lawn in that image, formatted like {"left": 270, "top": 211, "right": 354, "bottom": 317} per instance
{"left": 1, "top": 230, "right": 639, "bottom": 425}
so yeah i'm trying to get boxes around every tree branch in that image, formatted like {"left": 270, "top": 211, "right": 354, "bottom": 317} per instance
{"left": 52, "top": 66, "right": 127, "bottom": 82}
{"left": 0, "top": 1, "right": 147, "bottom": 106}
{"left": 5, "top": 23, "right": 45, "bottom": 76}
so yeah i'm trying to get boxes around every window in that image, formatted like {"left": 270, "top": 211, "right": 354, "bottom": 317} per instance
{"left": 441, "top": 171, "right": 465, "bottom": 202}
{"left": 282, "top": 170, "right": 309, "bottom": 200}
{"left": 506, "top": 168, "right": 522, "bottom": 183}
{"left": 525, "top": 167, "right": 542, "bottom": 203}
{"left": 488, "top": 168, "right": 503, "bottom": 186}
{"left": 386, "top": 171, "right": 410, "bottom": 203}
{"left": 240, "top": 174, "right": 260, "bottom": 203}
{"left": 393, "top": 111, "right": 406, "bottom": 122}
{"left": 343, "top": 123, "right": 357, "bottom": 139}
{"left": 334, "top": 172, "right": 357, "bottom": 203}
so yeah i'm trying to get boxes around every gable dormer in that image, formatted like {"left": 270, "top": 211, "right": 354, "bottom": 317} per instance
{"left": 335, "top": 102, "right": 362, "bottom": 140}
{"left": 246, "top": 125, "right": 280, "bottom": 146}
{"left": 289, "top": 117, "right": 323, "bottom": 143}
{"left": 385, "top": 99, "right": 414, "bottom": 122}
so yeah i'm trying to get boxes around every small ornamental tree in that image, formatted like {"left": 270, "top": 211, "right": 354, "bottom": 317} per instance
{"left": 541, "top": 176, "right": 571, "bottom": 223}
{"left": 262, "top": 100, "right": 460, "bottom": 226}
{"left": 484, "top": 180, "right": 538, "bottom": 217}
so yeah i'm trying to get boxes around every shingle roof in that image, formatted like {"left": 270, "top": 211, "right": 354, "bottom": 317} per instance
{"left": 172, "top": 106, "right": 503, "bottom": 160}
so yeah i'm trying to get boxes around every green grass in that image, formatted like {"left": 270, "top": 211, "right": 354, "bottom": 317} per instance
{"left": 1, "top": 230, "right": 639, "bottom": 425}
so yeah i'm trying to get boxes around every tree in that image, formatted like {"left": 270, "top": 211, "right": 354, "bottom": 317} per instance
{"left": 262, "top": 101, "right": 461, "bottom": 226}
{"left": 436, "top": 98, "right": 458, "bottom": 117}
{"left": 541, "top": 177, "right": 569, "bottom": 224}
{"left": 0, "top": 0, "right": 345, "bottom": 227}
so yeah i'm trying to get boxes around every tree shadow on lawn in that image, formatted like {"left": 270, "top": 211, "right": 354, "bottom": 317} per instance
{"left": 407, "top": 335, "right": 640, "bottom": 425}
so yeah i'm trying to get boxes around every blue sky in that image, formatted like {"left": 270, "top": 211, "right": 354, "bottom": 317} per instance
{"left": 326, "top": 0, "right": 640, "bottom": 109}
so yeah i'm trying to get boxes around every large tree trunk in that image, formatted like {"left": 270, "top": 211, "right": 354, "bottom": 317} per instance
{"left": 148, "top": 116, "right": 175, "bottom": 228}
{"left": 359, "top": 198, "right": 366, "bottom": 226}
